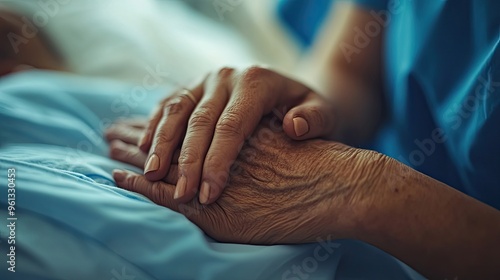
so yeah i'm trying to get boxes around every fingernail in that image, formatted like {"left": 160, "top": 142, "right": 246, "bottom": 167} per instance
{"left": 145, "top": 154, "right": 160, "bottom": 174}
{"left": 174, "top": 176, "right": 187, "bottom": 200}
{"left": 199, "top": 181, "right": 211, "bottom": 204}
{"left": 293, "top": 117, "right": 309, "bottom": 137}
{"left": 113, "top": 169, "right": 127, "bottom": 183}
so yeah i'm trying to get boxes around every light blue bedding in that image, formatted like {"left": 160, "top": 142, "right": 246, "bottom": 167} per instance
{"left": 0, "top": 71, "right": 423, "bottom": 280}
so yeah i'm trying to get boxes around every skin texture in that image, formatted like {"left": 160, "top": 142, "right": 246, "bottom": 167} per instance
{"left": 108, "top": 117, "right": 387, "bottom": 244}
{"left": 138, "top": 68, "right": 338, "bottom": 206}
{"left": 297, "top": 2, "right": 385, "bottom": 144}
{"left": 105, "top": 4, "right": 500, "bottom": 277}
{"left": 137, "top": 2, "right": 387, "bottom": 206}
{"left": 1, "top": 3, "right": 496, "bottom": 279}
{"left": 107, "top": 119, "right": 500, "bottom": 279}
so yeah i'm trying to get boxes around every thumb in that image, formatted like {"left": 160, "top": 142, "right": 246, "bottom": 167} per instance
{"left": 282, "top": 93, "right": 336, "bottom": 140}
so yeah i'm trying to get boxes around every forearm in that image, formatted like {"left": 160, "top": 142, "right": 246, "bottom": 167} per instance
{"left": 294, "top": 3, "right": 386, "bottom": 145}
{"left": 352, "top": 158, "right": 500, "bottom": 279}
{"left": 323, "top": 68, "right": 385, "bottom": 145}
{"left": 295, "top": 60, "right": 384, "bottom": 144}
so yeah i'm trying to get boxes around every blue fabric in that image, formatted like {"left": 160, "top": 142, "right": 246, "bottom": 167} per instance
{"left": 353, "top": 0, "right": 500, "bottom": 209}
{"left": 351, "top": 0, "right": 387, "bottom": 10}
{"left": 277, "top": 0, "right": 334, "bottom": 48}
{"left": 0, "top": 71, "right": 424, "bottom": 279}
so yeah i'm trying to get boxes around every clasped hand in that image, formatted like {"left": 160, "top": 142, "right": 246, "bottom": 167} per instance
{"left": 135, "top": 66, "right": 339, "bottom": 205}
{"left": 106, "top": 115, "right": 388, "bottom": 244}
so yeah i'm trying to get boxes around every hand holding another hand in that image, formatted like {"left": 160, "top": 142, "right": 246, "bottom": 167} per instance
{"left": 106, "top": 117, "right": 389, "bottom": 244}
{"left": 137, "top": 66, "right": 339, "bottom": 205}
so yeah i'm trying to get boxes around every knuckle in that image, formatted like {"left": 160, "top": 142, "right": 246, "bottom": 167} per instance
{"left": 149, "top": 181, "right": 168, "bottom": 204}
{"left": 178, "top": 93, "right": 195, "bottom": 104}
{"left": 154, "top": 130, "right": 175, "bottom": 144}
{"left": 163, "top": 96, "right": 190, "bottom": 116}
{"left": 216, "top": 67, "right": 235, "bottom": 78}
{"left": 189, "top": 107, "right": 216, "bottom": 129}
{"left": 240, "top": 65, "right": 269, "bottom": 82}
{"left": 163, "top": 94, "right": 193, "bottom": 116}
{"left": 178, "top": 146, "right": 201, "bottom": 166}
{"left": 125, "top": 173, "right": 138, "bottom": 188}
{"left": 216, "top": 112, "right": 244, "bottom": 138}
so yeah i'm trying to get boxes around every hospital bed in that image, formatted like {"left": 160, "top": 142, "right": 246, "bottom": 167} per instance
{"left": 0, "top": 1, "right": 425, "bottom": 279}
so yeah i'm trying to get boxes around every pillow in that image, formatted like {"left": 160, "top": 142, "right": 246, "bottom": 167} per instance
{"left": 1, "top": 0, "right": 256, "bottom": 85}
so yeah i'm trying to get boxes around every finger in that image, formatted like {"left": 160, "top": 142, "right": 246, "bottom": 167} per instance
{"left": 105, "top": 124, "right": 145, "bottom": 145}
{"left": 109, "top": 137, "right": 179, "bottom": 182}
{"left": 109, "top": 140, "right": 147, "bottom": 168}
{"left": 282, "top": 92, "right": 336, "bottom": 140}
{"left": 175, "top": 69, "right": 232, "bottom": 203}
{"left": 138, "top": 98, "right": 168, "bottom": 152}
{"left": 144, "top": 87, "right": 202, "bottom": 182}
{"left": 199, "top": 68, "right": 277, "bottom": 205}
{"left": 113, "top": 118, "right": 148, "bottom": 129}
{"left": 113, "top": 169, "right": 206, "bottom": 223}
{"left": 109, "top": 138, "right": 180, "bottom": 172}
{"left": 138, "top": 74, "right": 208, "bottom": 152}
{"left": 113, "top": 169, "right": 179, "bottom": 211}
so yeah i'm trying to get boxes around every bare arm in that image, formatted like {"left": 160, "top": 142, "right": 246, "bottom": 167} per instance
{"left": 347, "top": 158, "right": 500, "bottom": 279}
{"left": 298, "top": 4, "right": 500, "bottom": 278}
{"left": 296, "top": 2, "right": 385, "bottom": 145}
{"left": 107, "top": 116, "right": 500, "bottom": 279}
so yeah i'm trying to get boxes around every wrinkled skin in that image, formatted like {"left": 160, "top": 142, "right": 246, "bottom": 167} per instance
{"left": 106, "top": 117, "right": 388, "bottom": 244}
{"left": 138, "top": 66, "right": 339, "bottom": 205}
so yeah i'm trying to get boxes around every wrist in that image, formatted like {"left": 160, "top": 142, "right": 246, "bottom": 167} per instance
{"left": 315, "top": 144, "right": 392, "bottom": 240}
{"left": 336, "top": 154, "right": 500, "bottom": 279}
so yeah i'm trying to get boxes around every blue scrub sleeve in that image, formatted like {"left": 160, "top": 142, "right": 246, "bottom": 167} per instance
{"left": 439, "top": 54, "right": 500, "bottom": 209}
{"left": 277, "top": 0, "right": 334, "bottom": 48}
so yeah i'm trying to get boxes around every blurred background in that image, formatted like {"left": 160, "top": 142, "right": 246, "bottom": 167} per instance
{"left": 0, "top": 0, "right": 335, "bottom": 87}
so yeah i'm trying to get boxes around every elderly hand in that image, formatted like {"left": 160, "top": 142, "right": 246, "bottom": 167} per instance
{"left": 137, "top": 66, "right": 338, "bottom": 205}
{"left": 107, "top": 116, "right": 388, "bottom": 244}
